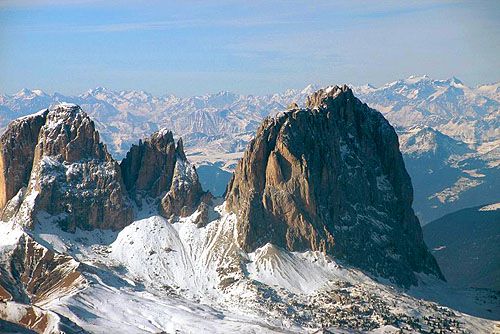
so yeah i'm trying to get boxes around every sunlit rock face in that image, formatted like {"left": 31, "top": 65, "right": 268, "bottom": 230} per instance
{"left": 1, "top": 104, "right": 133, "bottom": 231}
{"left": 0, "top": 233, "right": 85, "bottom": 305}
{"left": 226, "top": 85, "right": 443, "bottom": 287}
{"left": 121, "top": 130, "right": 211, "bottom": 226}
{"left": 121, "top": 129, "right": 179, "bottom": 200}
{"left": 0, "top": 109, "right": 48, "bottom": 210}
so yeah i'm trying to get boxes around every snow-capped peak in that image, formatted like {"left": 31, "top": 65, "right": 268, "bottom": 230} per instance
{"left": 51, "top": 102, "right": 79, "bottom": 109}
{"left": 89, "top": 86, "right": 111, "bottom": 94}
{"left": 446, "top": 76, "right": 465, "bottom": 87}
{"left": 81, "top": 86, "right": 117, "bottom": 100}
{"left": 15, "top": 88, "right": 33, "bottom": 97}
{"left": 405, "top": 74, "right": 430, "bottom": 83}
{"left": 32, "top": 89, "right": 47, "bottom": 96}
{"left": 14, "top": 88, "right": 48, "bottom": 98}
{"left": 300, "top": 83, "right": 318, "bottom": 95}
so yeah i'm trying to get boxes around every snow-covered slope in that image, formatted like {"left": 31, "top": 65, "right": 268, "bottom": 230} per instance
{"left": 1, "top": 204, "right": 495, "bottom": 333}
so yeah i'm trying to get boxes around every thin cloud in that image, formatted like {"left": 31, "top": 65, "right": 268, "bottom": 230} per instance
{"left": 6, "top": 16, "right": 302, "bottom": 34}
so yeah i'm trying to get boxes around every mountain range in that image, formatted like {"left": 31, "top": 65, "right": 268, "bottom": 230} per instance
{"left": 0, "top": 87, "right": 498, "bottom": 333}
{"left": 1, "top": 75, "right": 498, "bottom": 223}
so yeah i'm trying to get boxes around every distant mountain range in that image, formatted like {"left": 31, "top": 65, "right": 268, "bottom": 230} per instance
{"left": 2, "top": 75, "right": 498, "bottom": 157}
{"left": 399, "top": 126, "right": 499, "bottom": 222}
{"left": 1, "top": 91, "right": 497, "bottom": 333}
{"left": 354, "top": 76, "right": 499, "bottom": 144}
{"left": 1, "top": 75, "right": 498, "bottom": 223}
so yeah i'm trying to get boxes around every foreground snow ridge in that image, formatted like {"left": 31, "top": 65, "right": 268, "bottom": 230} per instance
{"left": 0, "top": 203, "right": 493, "bottom": 333}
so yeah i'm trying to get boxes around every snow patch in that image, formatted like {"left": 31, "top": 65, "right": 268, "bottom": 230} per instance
{"left": 479, "top": 202, "right": 500, "bottom": 211}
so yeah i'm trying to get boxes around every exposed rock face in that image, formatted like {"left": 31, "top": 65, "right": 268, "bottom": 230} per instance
{"left": 226, "top": 85, "right": 443, "bottom": 287}
{"left": 0, "top": 110, "right": 48, "bottom": 210}
{"left": 121, "top": 130, "right": 178, "bottom": 199}
{"left": 0, "top": 234, "right": 84, "bottom": 305}
{"left": 121, "top": 130, "right": 211, "bottom": 225}
{"left": 1, "top": 104, "right": 133, "bottom": 231}
{"left": 159, "top": 157, "right": 211, "bottom": 223}
{"left": 0, "top": 229, "right": 86, "bottom": 334}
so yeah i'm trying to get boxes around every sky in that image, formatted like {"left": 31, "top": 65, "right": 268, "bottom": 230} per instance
{"left": 0, "top": 0, "right": 499, "bottom": 96}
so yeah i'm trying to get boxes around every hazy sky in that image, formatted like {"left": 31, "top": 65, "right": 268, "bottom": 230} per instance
{"left": 0, "top": 0, "right": 499, "bottom": 96}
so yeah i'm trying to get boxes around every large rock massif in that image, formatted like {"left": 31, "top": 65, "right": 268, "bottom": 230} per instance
{"left": 0, "top": 104, "right": 134, "bottom": 231}
{"left": 120, "top": 130, "right": 211, "bottom": 224}
{"left": 226, "top": 85, "right": 443, "bottom": 287}
{"left": 0, "top": 103, "right": 210, "bottom": 232}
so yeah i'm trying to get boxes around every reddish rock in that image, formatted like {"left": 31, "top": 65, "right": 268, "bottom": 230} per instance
{"left": 226, "top": 85, "right": 443, "bottom": 287}
{"left": 121, "top": 130, "right": 212, "bottom": 223}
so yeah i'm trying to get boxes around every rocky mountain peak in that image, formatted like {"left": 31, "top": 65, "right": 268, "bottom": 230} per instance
{"left": 305, "top": 84, "right": 353, "bottom": 109}
{"left": 0, "top": 109, "right": 48, "bottom": 209}
{"left": 34, "top": 103, "right": 111, "bottom": 163}
{"left": 121, "top": 129, "right": 178, "bottom": 199}
{"left": 121, "top": 129, "right": 211, "bottom": 225}
{"left": 226, "top": 86, "right": 443, "bottom": 287}
{"left": 0, "top": 103, "right": 133, "bottom": 231}
{"left": 175, "top": 137, "right": 187, "bottom": 160}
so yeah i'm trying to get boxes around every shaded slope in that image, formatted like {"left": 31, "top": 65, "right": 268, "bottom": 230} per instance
{"left": 423, "top": 203, "right": 500, "bottom": 290}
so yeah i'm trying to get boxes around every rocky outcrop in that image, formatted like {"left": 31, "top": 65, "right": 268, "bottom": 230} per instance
{"left": 0, "top": 234, "right": 85, "bottom": 306}
{"left": 2, "top": 103, "right": 133, "bottom": 231}
{"left": 121, "top": 130, "right": 211, "bottom": 225}
{"left": 0, "top": 230, "right": 86, "bottom": 334}
{"left": 120, "top": 130, "right": 178, "bottom": 199}
{"left": 159, "top": 157, "right": 211, "bottom": 225}
{"left": 226, "top": 85, "right": 443, "bottom": 287}
{"left": 0, "top": 110, "right": 48, "bottom": 210}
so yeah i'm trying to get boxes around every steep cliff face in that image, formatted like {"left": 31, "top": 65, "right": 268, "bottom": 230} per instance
{"left": 226, "top": 85, "right": 443, "bottom": 287}
{"left": 121, "top": 130, "right": 211, "bottom": 225}
{"left": 1, "top": 104, "right": 133, "bottom": 231}
{"left": 120, "top": 130, "right": 178, "bottom": 199}
{"left": 0, "top": 110, "right": 48, "bottom": 210}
